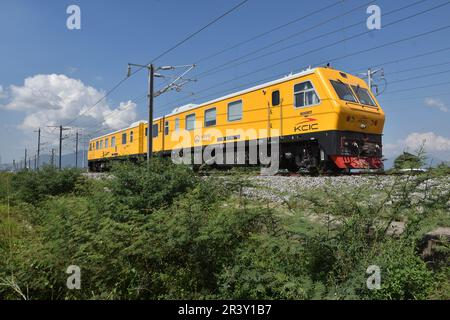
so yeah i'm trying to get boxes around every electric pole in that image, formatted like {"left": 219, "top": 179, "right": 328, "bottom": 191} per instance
{"left": 34, "top": 154, "right": 37, "bottom": 171}
{"left": 75, "top": 131, "right": 79, "bottom": 168}
{"left": 51, "top": 149, "right": 55, "bottom": 168}
{"left": 361, "top": 68, "right": 384, "bottom": 95}
{"left": 81, "top": 135, "right": 85, "bottom": 169}
{"left": 36, "top": 128, "right": 41, "bottom": 170}
{"left": 13, "top": 159, "right": 16, "bottom": 171}
{"left": 148, "top": 64, "right": 154, "bottom": 163}
{"left": 59, "top": 125, "right": 63, "bottom": 170}
{"left": 127, "top": 63, "right": 195, "bottom": 165}
{"left": 47, "top": 125, "right": 70, "bottom": 170}
{"left": 24, "top": 148, "right": 27, "bottom": 170}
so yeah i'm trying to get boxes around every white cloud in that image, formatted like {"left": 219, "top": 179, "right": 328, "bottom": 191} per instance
{"left": 1, "top": 74, "right": 137, "bottom": 131}
{"left": 424, "top": 98, "right": 449, "bottom": 113}
{"left": 102, "top": 101, "right": 137, "bottom": 129}
{"left": 0, "top": 85, "right": 5, "bottom": 99}
{"left": 401, "top": 132, "right": 450, "bottom": 152}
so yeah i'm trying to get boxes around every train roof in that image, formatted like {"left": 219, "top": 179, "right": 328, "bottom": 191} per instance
{"left": 168, "top": 67, "right": 317, "bottom": 116}
{"left": 91, "top": 67, "right": 319, "bottom": 141}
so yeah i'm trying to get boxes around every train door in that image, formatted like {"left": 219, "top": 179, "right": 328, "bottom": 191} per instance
{"left": 152, "top": 119, "right": 164, "bottom": 153}
{"left": 268, "top": 89, "right": 282, "bottom": 138}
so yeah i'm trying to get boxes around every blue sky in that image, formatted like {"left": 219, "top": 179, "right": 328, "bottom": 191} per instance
{"left": 0, "top": 0, "right": 449, "bottom": 166}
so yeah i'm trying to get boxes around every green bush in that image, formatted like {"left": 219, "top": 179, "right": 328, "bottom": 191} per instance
{"left": 0, "top": 160, "right": 448, "bottom": 300}
{"left": 108, "top": 159, "right": 198, "bottom": 212}
{"left": 10, "top": 166, "right": 82, "bottom": 204}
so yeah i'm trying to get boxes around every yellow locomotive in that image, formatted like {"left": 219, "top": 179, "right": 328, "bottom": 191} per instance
{"left": 88, "top": 66, "right": 385, "bottom": 172}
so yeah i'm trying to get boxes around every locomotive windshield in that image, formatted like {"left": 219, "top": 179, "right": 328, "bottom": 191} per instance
{"left": 351, "top": 85, "right": 377, "bottom": 107}
{"left": 330, "top": 80, "right": 357, "bottom": 103}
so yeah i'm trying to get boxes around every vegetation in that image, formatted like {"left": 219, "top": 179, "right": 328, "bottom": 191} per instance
{"left": 0, "top": 159, "right": 448, "bottom": 300}
{"left": 393, "top": 151, "right": 425, "bottom": 170}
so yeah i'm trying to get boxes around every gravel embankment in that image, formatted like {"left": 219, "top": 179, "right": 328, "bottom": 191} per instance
{"left": 241, "top": 175, "right": 450, "bottom": 203}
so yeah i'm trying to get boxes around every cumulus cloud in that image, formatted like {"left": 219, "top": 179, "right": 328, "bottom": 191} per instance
{"left": 1, "top": 74, "right": 137, "bottom": 131}
{"left": 401, "top": 132, "right": 450, "bottom": 152}
{"left": 102, "top": 101, "right": 137, "bottom": 129}
{"left": 0, "top": 85, "right": 5, "bottom": 99}
{"left": 424, "top": 98, "right": 449, "bottom": 113}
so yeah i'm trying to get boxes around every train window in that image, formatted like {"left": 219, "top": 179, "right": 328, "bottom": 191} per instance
{"left": 227, "top": 100, "right": 242, "bottom": 122}
{"left": 100, "top": 140, "right": 103, "bottom": 149}
{"left": 96, "top": 141, "right": 99, "bottom": 150}
{"left": 175, "top": 118, "right": 180, "bottom": 131}
{"left": 294, "top": 81, "right": 320, "bottom": 108}
{"left": 130, "top": 131, "right": 134, "bottom": 143}
{"left": 152, "top": 124, "right": 158, "bottom": 137}
{"left": 330, "top": 80, "right": 358, "bottom": 103}
{"left": 164, "top": 121, "right": 169, "bottom": 135}
{"left": 351, "top": 85, "right": 376, "bottom": 106}
{"left": 272, "top": 90, "right": 280, "bottom": 106}
{"left": 105, "top": 138, "right": 109, "bottom": 148}
{"left": 122, "top": 133, "right": 127, "bottom": 145}
{"left": 111, "top": 137, "right": 116, "bottom": 147}
{"left": 186, "top": 114, "right": 195, "bottom": 131}
{"left": 204, "top": 108, "right": 216, "bottom": 127}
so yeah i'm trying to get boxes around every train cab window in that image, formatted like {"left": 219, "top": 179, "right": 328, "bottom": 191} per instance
{"left": 294, "top": 81, "right": 320, "bottom": 108}
{"left": 164, "top": 121, "right": 169, "bottom": 135}
{"left": 330, "top": 80, "right": 358, "bottom": 103}
{"left": 96, "top": 141, "right": 99, "bottom": 150}
{"left": 100, "top": 140, "right": 103, "bottom": 149}
{"left": 351, "top": 85, "right": 376, "bottom": 106}
{"left": 122, "top": 133, "right": 127, "bottom": 145}
{"left": 227, "top": 100, "right": 242, "bottom": 122}
{"left": 186, "top": 114, "right": 195, "bottom": 131}
{"left": 111, "top": 137, "right": 116, "bottom": 147}
{"left": 272, "top": 90, "right": 280, "bottom": 106}
{"left": 204, "top": 108, "right": 216, "bottom": 127}
{"left": 152, "top": 124, "right": 158, "bottom": 137}
{"left": 105, "top": 138, "right": 109, "bottom": 148}
{"left": 130, "top": 131, "right": 134, "bottom": 143}
{"left": 175, "top": 118, "right": 180, "bottom": 131}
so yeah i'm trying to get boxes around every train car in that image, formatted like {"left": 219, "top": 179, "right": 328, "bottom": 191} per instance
{"left": 88, "top": 66, "right": 385, "bottom": 173}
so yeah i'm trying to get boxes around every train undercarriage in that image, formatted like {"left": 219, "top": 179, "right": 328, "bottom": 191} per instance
{"left": 88, "top": 131, "right": 383, "bottom": 174}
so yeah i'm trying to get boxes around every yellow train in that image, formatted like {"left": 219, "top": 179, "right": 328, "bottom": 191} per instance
{"left": 88, "top": 66, "right": 385, "bottom": 172}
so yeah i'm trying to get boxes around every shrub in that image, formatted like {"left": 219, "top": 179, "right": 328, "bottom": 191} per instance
{"left": 108, "top": 159, "right": 198, "bottom": 212}
{"left": 10, "top": 166, "right": 82, "bottom": 204}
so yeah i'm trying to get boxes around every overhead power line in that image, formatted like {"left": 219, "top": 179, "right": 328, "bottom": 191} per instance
{"left": 156, "top": 2, "right": 450, "bottom": 112}
{"left": 388, "top": 68, "right": 450, "bottom": 85}
{"left": 194, "top": 0, "right": 346, "bottom": 64}
{"left": 348, "top": 46, "right": 450, "bottom": 74}
{"left": 151, "top": 0, "right": 250, "bottom": 64}
{"left": 382, "top": 80, "right": 450, "bottom": 95}
{"left": 156, "top": 24, "right": 450, "bottom": 115}
{"left": 61, "top": 0, "right": 249, "bottom": 128}
{"left": 193, "top": 0, "right": 423, "bottom": 79}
